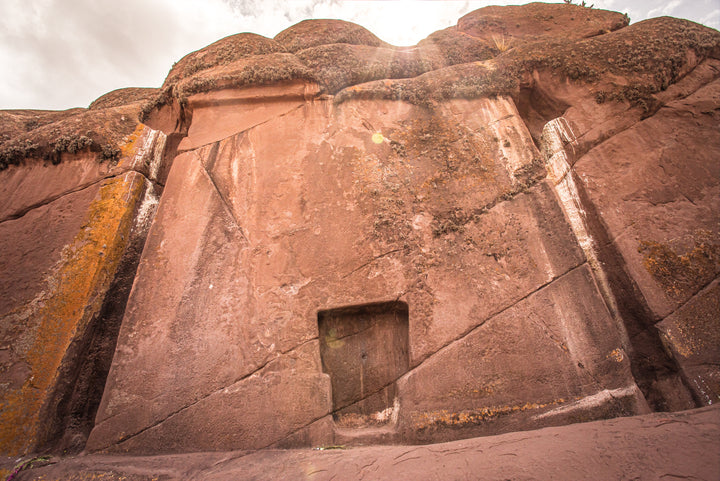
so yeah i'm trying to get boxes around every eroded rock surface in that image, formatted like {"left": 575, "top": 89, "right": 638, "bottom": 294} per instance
{"left": 1, "top": 2, "right": 718, "bottom": 464}
{"left": 0, "top": 91, "right": 172, "bottom": 454}
{"left": 2, "top": 406, "right": 718, "bottom": 480}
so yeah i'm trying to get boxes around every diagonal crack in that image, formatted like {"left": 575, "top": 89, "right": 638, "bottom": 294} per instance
{"left": 180, "top": 102, "right": 307, "bottom": 153}
{"left": 329, "top": 264, "right": 592, "bottom": 417}
{"left": 110, "top": 336, "right": 319, "bottom": 448}
{"left": 267, "top": 263, "right": 589, "bottom": 450}
{"left": 0, "top": 167, "right": 159, "bottom": 224}
{"left": 656, "top": 275, "right": 720, "bottom": 326}
{"left": 571, "top": 61, "right": 720, "bottom": 160}
{"left": 342, "top": 248, "right": 403, "bottom": 279}
{"left": 410, "top": 261, "right": 586, "bottom": 371}
{"left": 194, "top": 450, "right": 260, "bottom": 477}
{"left": 197, "top": 150, "right": 250, "bottom": 244}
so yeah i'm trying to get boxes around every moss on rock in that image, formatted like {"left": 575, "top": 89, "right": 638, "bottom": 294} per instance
{"left": 89, "top": 88, "right": 159, "bottom": 110}
{"left": 275, "top": 19, "right": 389, "bottom": 53}
{"left": 0, "top": 105, "right": 141, "bottom": 170}
{"left": 296, "top": 43, "right": 441, "bottom": 94}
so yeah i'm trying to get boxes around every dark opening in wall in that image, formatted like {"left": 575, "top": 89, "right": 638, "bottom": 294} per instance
{"left": 318, "top": 301, "right": 409, "bottom": 429}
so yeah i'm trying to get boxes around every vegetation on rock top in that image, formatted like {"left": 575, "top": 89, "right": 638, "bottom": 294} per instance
{"left": 334, "top": 16, "right": 720, "bottom": 110}
{"left": 417, "top": 28, "right": 498, "bottom": 67}
{"left": 139, "top": 4, "right": 718, "bottom": 125}
{"left": 274, "top": 19, "right": 390, "bottom": 53}
{"left": 295, "top": 43, "right": 441, "bottom": 94}
{"left": 173, "top": 53, "right": 316, "bottom": 101}
{"left": 0, "top": 104, "right": 141, "bottom": 170}
{"left": 6, "top": 3, "right": 719, "bottom": 168}
{"left": 457, "top": 2, "right": 629, "bottom": 42}
{"left": 163, "top": 33, "right": 287, "bottom": 87}
{"left": 89, "top": 88, "right": 159, "bottom": 110}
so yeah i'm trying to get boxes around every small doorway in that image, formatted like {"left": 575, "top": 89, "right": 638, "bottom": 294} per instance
{"left": 318, "top": 301, "right": 409, "bottom": 429}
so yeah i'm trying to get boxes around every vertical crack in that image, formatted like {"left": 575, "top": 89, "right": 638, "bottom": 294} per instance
{"left": 541, "top": 116, "right": 698, "bottom": 412}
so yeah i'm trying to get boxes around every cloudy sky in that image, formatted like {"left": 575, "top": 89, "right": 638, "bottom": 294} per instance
{"left": 1, "top": 0, "right": 718, "bottom": 111}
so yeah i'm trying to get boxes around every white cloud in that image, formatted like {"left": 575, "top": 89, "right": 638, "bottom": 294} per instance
{"left": 647, "top": 0, "right": 681, "bottom": 18}
{"left": 700, "top": 7, "right": 720, "bottom": 30}
{"left": 0, "top": 0, "right": 717, "bottom": 111}
{"left": 0, "top": 0, "right": 240, "bottom": 110}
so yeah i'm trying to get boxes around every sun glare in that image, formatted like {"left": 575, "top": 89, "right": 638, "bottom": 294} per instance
{"left": 330, "top": 1, "right": 489, "bottom": 46}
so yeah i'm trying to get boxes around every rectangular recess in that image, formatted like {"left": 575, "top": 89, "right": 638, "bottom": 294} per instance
{"left": 318, "top": 301, "right": 409, "bottom": 428}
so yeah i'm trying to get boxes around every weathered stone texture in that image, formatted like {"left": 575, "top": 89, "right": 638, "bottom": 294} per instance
{"left": 2, "top": 2, "right": 719, "bottom": 459}
{"left": 0, "top": 120, "right": 168, "bottom": 455}
{"left": 90, "top": 87, "right": 641, "bottom": 452}
{"left": 398, "top": 265, "right": 647, "bottom": 443}
{"left": 574, "top": 78, "right": 720, "bottom": 317}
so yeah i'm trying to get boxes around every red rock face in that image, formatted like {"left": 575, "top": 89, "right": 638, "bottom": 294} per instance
{"left": 0, "top": 101, "right": 172, "bottom": 455}
{"left": 2, "top": 2, "right": 719, "bottom": 457}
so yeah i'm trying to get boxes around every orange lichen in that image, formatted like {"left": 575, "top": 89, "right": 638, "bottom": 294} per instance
{"left": 638, "top": 234, "right": 720, "bottom": 300}
{"left": 446, "top": 383, "right": 497, "bottom": 399}
{"left": 606, "top": 348, "right": 625, "bottom": 362}
{"left": 335, "top": 410, "right": 391, "bottom": 429}
{"left": 412, "top": 397, "right": 574, "bottom": 430}
{"left": 0, "top": 173, "right": 146, "bottom": 455}
{"left": 119, "top": 123, "right": 146, "bottom": 160}
{"left": 659, "top": 282, "right": 720, "bottom": 360}
{"left": 661, "top": 326, "right": 701, "bottom": 358}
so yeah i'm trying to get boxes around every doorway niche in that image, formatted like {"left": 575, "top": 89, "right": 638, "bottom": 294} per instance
{"left": 318, "top": 301, "right": 409, "bottom": 429}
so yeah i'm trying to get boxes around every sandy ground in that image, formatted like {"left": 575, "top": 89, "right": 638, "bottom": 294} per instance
{"left": 2, "top": 405, "right": 719, "bottom": 480}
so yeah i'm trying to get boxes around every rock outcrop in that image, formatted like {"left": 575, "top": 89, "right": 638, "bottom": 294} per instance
{"left": 0, "top": 2, "right": 718, "bottom": 460}
{"left": 0, "top": 89, "right": 173, "bottom": 454}
{"left": 3, "top": 406, "right": 719, "bottom": 480}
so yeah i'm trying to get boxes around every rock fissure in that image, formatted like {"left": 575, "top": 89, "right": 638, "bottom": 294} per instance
{"left": 412, "top": 261, "right": 586, "bottom": 369}
{"left": 430, "top": 170, "right": 548, "bottom": 237}
{"left": 0, "top": 167, "right": 158, "bottom": 225}
{"left": 37, "top": 177, "right": 161, "bottom": 454}
{"left": 341, "top": 248, "right": 404, "bottom": 279}
{"left": 543, "top": 116, "right": 705, "bottom": 411}
{"left": 197, "top": 149, "right": 249, "bottom": 243}
{"left": 2, "top": 2, "right": 718, "bottom": 461}
{"left": 109, "top": 336, "right": 319, "bottom": 449}
{"left": 568, "top": 61, "right": 720, "bottom": 160}
{"left": 179, "top": 100, "right": 308, "bottom": 153}
{"left": 658, "top": 274, "right": 720, "bottom": 324}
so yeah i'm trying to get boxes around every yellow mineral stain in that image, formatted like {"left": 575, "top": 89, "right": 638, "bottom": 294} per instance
{"left": 325, "top": 328, "right": 345, "bottom": 349}
{"left": 0, "top": 173, "right": 146, "bottom": 455}
{"left": 412, "top": 397, "right": 575, "bottom": 430}
{"left": 371, "top": 132, "right": 384, "bottom": 144}
{"left": 606, "top": 348, "right": 624, "bottom": 362}
{"left": 119, "top": 123, "right": 146, "bottom": 158}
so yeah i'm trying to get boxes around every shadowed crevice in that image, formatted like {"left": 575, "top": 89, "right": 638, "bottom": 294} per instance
{"left": 37, "top": 180, "right": 160, "bottom": 455}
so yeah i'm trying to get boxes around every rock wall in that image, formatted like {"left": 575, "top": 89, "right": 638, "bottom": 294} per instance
{"left": 0, "top": 96, "right": 172, "bottom": 454}
{"left": 2, "top": 2, "right": 719, "bottom": 456}
{"left": 87, "top": 88, "right": 643, "bottom": 452}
